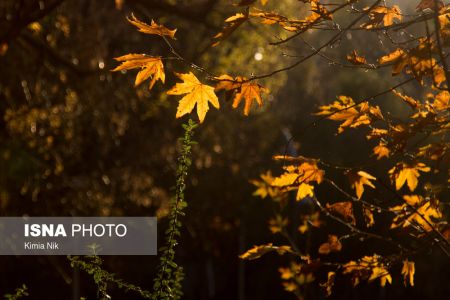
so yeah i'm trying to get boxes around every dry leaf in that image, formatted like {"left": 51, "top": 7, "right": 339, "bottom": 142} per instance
{"left": 318, "top": 235, "right": 342, "bottom": 255}
{"left": 112, "top": 54, "right": 165, "bottom": 90}
{"left": 127, "top": 14, "right": 176, "bottom": 39}
{"left": 167, "top": 72, "right": 219, "bottom": 123}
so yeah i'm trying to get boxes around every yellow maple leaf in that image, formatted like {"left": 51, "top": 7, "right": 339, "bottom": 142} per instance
{"left": 373, "top": 142, "right": 390, "bottom": 160}
{"left": 401, "top": 260, "right": 415, "bottom": 286}
{"left": 112, "top": 54, "right": 165, "bottom": 90}
{"left": 167, "top": 72, "right": 219, "bottom": 123}
{"left": 388, "top": 162, "right": 430, "bottom": 191}
{"left": 347, "top": 170, "right": 376, "bottom": 199}
{"left": 127, "top": 14, "right": 176, "bottom": 39}
{"left": 390, "top": 195, "right": 442, "bottom": 232}
{"left": 296, "top": 183, "right": 314, "bottom": 201}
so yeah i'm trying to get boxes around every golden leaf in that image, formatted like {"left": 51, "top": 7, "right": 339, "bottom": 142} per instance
{"left": 112, "top": 54, "right": 165, "bottom": 90}
{"left": 250, "top": 171, "right": 280, "bottom": 199}
{"left": 373, "top": 142, "right": 390, "bottom": 160}
{"left": 316, "top": 96, "right": 381, "bottom": 133}
{"left": 361, "top": 5, "right": 402, "bottom": 29}
{"left": 347, "top": 50, "right": 367, "bottom": 65}
{"left": 318, "top": 235, "right": 342, "bottom": 255}
{"left": 215, "top": 75, "right": 269, "bottom": 115}
{"left": 363, "top": 207, "right": 375, "bottom": 227}
{"left": 392, "top": 90, "right": 420, "bottom": 109}
{"left": 239, "top": 243, "right": 291, "bottom": 260}
{"left": 433, "top": 90, "right": 450, "bottom": 111}
{"left": 127, "top": 14, "right": 176, "bottom": 39}
{"left": 167, "top": 72, "right": 219, "bottom": 123}
{"left": 388, "top": 162, "right": 430, "bottom": 191}
{"left": 391, "top": 195, "right": 442, "bottom": 232}
{"left": 344, "top": 255, "right": 392, "bottom": 287}
{"left": 296, "top": 183, "right": 314, "bottom": 201}
{"left": 401, "top": 260, "right": 415, "bottom": 286}
{"left": 320, "top": 271, "right": 336, "bottom": 297}
{"left": 347, "top": 170, "right": 376, "bottom": 199}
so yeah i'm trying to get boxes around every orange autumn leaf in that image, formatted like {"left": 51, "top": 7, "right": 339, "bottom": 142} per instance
{"left": 318, "top": 235, "right": 342, "bottom": 255}
{"left": 373, "top": 142, "right": 390, "bottom": 160}
{"left": 401, "top": 260, "right": 415, "bottom": 286}
{"left": 347, "top": 50, "right": 367, "bottom": 65}
{"left": 392, "top": 90, "right": 421, "bottom": 110}
{"left": 388, "top": 162, "right": 430, "bottom": 191}
{"left": 127, "top": 14, "right": 176, "bottom": 39}
{"left": 215, "top": 75, "right": 269, "bottom": 115}
{"left": 347, "top": 170, "right": 376, "bottom": 199}
{"left": 167, "top": 72, "right": 219, "bottom": 123}
{"left": 326, "top": 201, "right": 356, "bottom": 225}
{"left": 361, "top": 5, "right": 402, "bottom": 29}
{"left": 112, "top": 54, "right": 165, "bottom": 90}
{"left": 343, "top": 255, "right": 392, "bottom": 287}
{"left": 316, "top": 96, "right": 382, "bottom": 133}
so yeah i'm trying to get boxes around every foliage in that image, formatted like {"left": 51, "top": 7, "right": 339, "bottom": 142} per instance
{"left": 112, "top": 0, "right": 450, "bottom": 298}
{"left": 3, "top": 285, "right": 28, "bottom": 300}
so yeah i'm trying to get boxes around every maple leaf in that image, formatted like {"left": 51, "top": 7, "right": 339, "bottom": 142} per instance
{"left": 347, "top": 50, "right": 367, "bottom": 65}
{"left": 112, "top": 54, "right": 165, "bottom": 90}
{"left": 361, "top": 5, "right": 402, "bottom": 29}
{"left": 215, "top": 75, "right": 269, "bottom": 115}
{"left": 316, "top": 96, "right": 382, "bottom": 133}
{"left": 390, "top": 195, "right": 442, "bottom": 232}
{"left": 343, "top": 255, "right": 392, "bottom": 287}
{"left": 379, "top": 40, "right": 446, "bottom": 87}
{"left": 318, "top": 235, "right": 342, "bottom": 255}
{"left": 401, "top": 260, "right": 415, "bottom": 286}
{"left": 250, "top": 171, "right": 284, "bottom": 199}
{"left": 167, "top": 72, "right": 219, "bottom": 123}
{"left": 373, "top": 142, "right": 390, "bottom": 160}
{"left": 127, "top": 14, "right": 176, "bottom": 39}
{"left": 239, "top": 243, "right": 291, "bottom": 260}
{"left": 347, "top": 170, "right": 376, "bottom": 199}
{"left": 296, "top": 183, "right": 314, "bottom": 201}
{"left": 326, "top": 201, "right": 356, "bottom": 225}
{"left": 388, "top": 162, "right": 430, "bottom": 191}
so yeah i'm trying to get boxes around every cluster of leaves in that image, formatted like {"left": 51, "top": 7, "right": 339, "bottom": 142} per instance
{"left": 110, "top": 0, "right": 450, "bottom": 298}
{"left": 68, "top": 255, "right": 152, "bottom": 299}
{"left": 3, "top": 285, "right": 29, "bottom": 300}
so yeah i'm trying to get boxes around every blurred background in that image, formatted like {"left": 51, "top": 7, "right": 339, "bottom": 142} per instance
{"left": 0, "top": 0, "right": 449, "bottom": 299}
